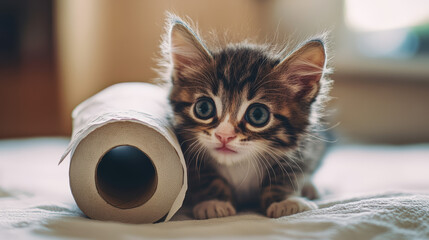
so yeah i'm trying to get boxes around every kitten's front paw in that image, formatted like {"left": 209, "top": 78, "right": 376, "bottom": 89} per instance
{"left": 193, "top": 200, "right": 236, "bottom": 219}
{"left": 266, "top": 196, "right": 317, "bottom": 218}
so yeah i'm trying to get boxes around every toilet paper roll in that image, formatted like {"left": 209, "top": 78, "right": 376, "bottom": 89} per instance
{"left": 59, "top": 82, "right": 187, "bottom": 223}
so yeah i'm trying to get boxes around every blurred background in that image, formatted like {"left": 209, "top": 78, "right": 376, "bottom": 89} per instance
{"left": 0, "top": 0, "right": 428, "bottom": 144}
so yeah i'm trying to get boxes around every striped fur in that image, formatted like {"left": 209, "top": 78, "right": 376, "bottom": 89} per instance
{"left": 163, "top": 14, "right": 332, "bottom": 218}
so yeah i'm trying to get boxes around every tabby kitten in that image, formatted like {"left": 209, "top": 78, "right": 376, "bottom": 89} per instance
{"left": 165, "top": 15, "right": 332, "bottom": 219}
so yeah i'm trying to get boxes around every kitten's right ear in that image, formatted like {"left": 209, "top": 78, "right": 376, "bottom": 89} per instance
{"left": 169, "top": 17, "right": 212, "bottom": 73}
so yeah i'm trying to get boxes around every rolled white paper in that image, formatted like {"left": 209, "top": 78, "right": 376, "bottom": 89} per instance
{"left": 59, "top": 82, "right": 187, "bottom": 223}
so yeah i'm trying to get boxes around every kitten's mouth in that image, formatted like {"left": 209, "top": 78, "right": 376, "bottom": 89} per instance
{"left": 215, "top": 145, "right": 237, "bottom": 154}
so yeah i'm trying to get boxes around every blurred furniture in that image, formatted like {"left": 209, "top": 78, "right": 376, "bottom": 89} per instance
{"left": 0, "top": 0, "right": 60, "bottom": 138}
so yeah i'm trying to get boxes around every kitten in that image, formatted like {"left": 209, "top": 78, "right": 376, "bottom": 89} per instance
{"left": 163, "top": 15, "right": 332, "bottom": 219}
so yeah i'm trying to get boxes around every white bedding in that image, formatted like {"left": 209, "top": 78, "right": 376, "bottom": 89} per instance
{"left": 1, "top": 138, "right": 429, "bottom": 239}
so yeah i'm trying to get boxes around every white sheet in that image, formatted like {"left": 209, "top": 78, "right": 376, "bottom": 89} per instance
{"left": 1, "top": 138, "right": 429, "bottom": 239}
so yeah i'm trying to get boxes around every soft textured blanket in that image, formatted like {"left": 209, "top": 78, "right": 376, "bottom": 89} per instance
{"left": 1, "top": 138, "right": 428, "bottom": 239}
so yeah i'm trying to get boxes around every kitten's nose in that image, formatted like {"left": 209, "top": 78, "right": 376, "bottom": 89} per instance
{"left": 215, "top": 118, "right": 236, "bottom": 144}
{"left": 215, "top": 132, "right": 237, "bottom": 144}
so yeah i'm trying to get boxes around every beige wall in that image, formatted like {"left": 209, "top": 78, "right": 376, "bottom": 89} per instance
{"left": 331, "top": 73, "right": 429, "bottom": 144}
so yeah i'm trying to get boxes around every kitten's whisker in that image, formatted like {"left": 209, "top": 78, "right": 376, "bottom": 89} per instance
{"left": 311, "top": 121, "right": 341, "bottom": 132}
{"left": 259, "top": 153, "right": 275, "bottom": 183}
{"left": 250, "top": 150, "right": 267, "bottom": 187}
{"left": 200, "top": 148, "right": 209, "bottom": 180}
{"left": 285, "top": 157, "right": 303, "bottom": 191}
{"left": 188, "top": 149, "right": 200, "bottom": 180}
{"left": 237, "top": 160, "right": 251, "bottom": 189}
{"left": 194, "top": 142, "right": 205, "bottom": 178}
{"left": 306, "top": 132, "right": 338, "bottom": 143}
{"left": 249, "top": 154, "right": 261, "bottom": 185}
{"left": 252, "top": 145, "right": 280, "bottom": 188}
{"left": 261, "top": 145, "right": 299, "bottom": 192}
{"left": 189, "top": 141, "right": 205, "bottom": 181}
{"left": 183, "top": 138, "right": 200, "bottom": 159}
{"left": 266, "top": 145, "right": 304, "bottom": 178}
{"left": 253, "top": 145, "right": 277, "bottom": 176}
{"left": 184, "top": 149, "right": 197, "bottom": 168}
{"left": 267, "top": 155, "right": 291, "bottom": 189}
{"left": 296, "top": 149, "right": 307, "bottom": 176}
{"left": 248, "top": 151, "right": 261, "bottom": 183}
{"left": 264, "top": 147, "right": 289, "bottom": 175}
{"left": 180, "top": 136, "right": 199, "bottom": 148}
{"left": 256, "top": 151, "right": 272, "bottom": 187}
{"left": 286, "top": 153, "right": 305, "bottom": 178}
{"left": 186, "top": 140, "right": 203, "bottom": 172}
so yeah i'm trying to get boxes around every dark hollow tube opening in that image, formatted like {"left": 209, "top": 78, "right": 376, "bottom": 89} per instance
{"left": 96, "top": 145, "right": 157, "bottom": 209}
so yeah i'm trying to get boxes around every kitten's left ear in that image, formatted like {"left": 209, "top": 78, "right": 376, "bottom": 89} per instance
{"left": 274, "top": 40, "right": 326, "bottom": 101}
{"left": 169, "top": 18, "right": 212, "bottom": 74}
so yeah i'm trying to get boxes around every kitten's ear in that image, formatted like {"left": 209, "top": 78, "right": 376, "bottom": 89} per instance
{"left": 274, "top": 40, "right": 326, "bottom": 101}
{"left": 169, "top": 19, "right": 212, "bottom": 73}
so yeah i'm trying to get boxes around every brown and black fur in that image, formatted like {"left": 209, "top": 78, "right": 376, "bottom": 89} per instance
{"left": 161, "top": 14, "right": 332, "bottom": 218}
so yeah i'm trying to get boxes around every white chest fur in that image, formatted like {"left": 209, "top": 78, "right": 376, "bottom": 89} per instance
{"left": 215, "top": 161, "right": 263, "bottom": 204}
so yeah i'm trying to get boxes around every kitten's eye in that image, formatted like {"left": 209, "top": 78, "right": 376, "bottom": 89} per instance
{"left": 245, "top": 104, "right": 270, "bottom": 127}
{"left": 194, "top": 97, "right": 216, "bottom": 120}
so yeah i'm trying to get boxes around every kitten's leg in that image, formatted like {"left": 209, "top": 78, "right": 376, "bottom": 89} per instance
{"left": 301, "top": 180, "right": 319, "bottom": 200}
{"left": 187, "top": 167, "right": 236, "bottom": 219}
{"left": 260, "top": 172, "right": 317, "bottom": 218}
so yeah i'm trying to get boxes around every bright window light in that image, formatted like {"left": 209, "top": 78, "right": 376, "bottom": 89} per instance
{"left": 345, "top": 0, "right": 429, "bottom": 31}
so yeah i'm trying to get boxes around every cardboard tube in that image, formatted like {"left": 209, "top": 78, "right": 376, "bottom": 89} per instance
{"left": 60, "top": 83, "right": 187, "bottom": 223}
{"left": 96, "top": 145, "right": 157, "bottom": 210}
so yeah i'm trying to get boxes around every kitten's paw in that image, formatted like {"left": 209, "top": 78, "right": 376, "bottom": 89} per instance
{"left": 266, "top": 196, "right": 317, "bottom": 218}
{"left": 193, "top": 200, "right": 236, "bottom": 219}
